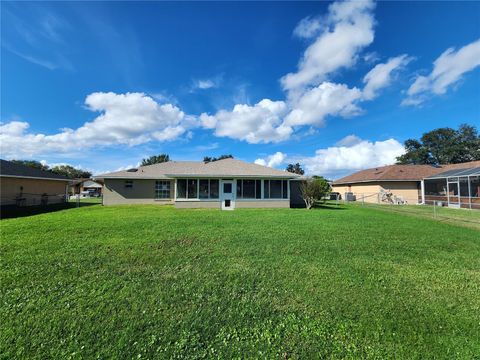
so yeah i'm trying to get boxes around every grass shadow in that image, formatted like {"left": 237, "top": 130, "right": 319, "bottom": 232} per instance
{"left": 1, "top": 201, "right": 100, "bottom": 220}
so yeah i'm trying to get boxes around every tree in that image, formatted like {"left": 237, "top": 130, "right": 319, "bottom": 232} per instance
{"left": 203, "top": 154, "right": 233, "bottom": 163}
{"left": 300, "top": 177, "right": 331, "bottom": 209}
{"left": 50, "top": 165, "right": 91, "bottom": 179}
{"left": 286, "top": 163, "right": 305, "bottom": 175}
{"left": 141, "top": 154, "right": 170, "bottom": 166}
{"left": 396, "top": 124, "right": 480, "bottom": 165}
{"left": 11, "top": 160, "right": 49, "bottom": 171}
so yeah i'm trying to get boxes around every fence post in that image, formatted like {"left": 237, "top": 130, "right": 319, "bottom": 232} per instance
{"left": 433, "top": 200, "right": 436, "bottom": 219}
{"left": 362, "top": 194, "right": 365, "bottom": 206}
{"left": 76, "top": 194, "right": 80, "bottom": 208}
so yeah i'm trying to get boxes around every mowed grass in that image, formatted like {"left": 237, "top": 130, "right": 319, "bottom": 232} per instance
{"left": 1, "top": 205, "right": 479, "bottom": 359}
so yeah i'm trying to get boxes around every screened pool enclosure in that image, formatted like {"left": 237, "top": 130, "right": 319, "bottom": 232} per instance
{"left": 423, "top": 167, "right": 480, "bottom": 209}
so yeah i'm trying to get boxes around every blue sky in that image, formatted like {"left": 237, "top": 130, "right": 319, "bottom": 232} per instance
{"left": 1, "top": 1, "right": 479, "bottom": 178}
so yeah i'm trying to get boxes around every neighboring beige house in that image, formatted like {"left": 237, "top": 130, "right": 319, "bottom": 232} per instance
{"left": 332, "top": 161, "right": 480, "bottom": 205}
{"left": 0, "top": 159, "right": 70, "bottom": 207}
{"left": 70, "top": 179, "right": 103, "bottom": 196}
{"left": 95, "top": 158, "right": 301, "bottom": 209}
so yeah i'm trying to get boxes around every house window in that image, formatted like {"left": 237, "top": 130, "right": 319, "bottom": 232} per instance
{"left": 199, "top": 179, "right": 209, "bottom": 199}
{"left": 187, "top": 179, "right": 198, "bottom": 198}
{"left": 155, "top": 180, "right": 170, "bottom": 199}
{"left": 210, "top": 180, "right": 219, "bottom": 198}
{"left": 263, "top": 179, "right": 288, "bottom": 199}
{"left": 224, "top": 183, "right": 232, "bottom": 194}
{"left": 256, "top": 180, "right": 262, "bottom": 199}
{"left": 264, "top": 180, "right": 270, "bottom": 198}
{"left": 125, "top": 180, "right": 133, "bottom": 188}
{"left": 243, "top": 179, "right": 255, "bottom": 198}
{"left": 236, "top": 180, "right": 242, "bottom": 198}
{"left": 177, "top": 179, "right": 187, "bottom": 198}
{"left": 270, "top": 180, "right": 282, "bottom": 198}
{"left": 177, "top": 179, "right": 220, "bottom": 199}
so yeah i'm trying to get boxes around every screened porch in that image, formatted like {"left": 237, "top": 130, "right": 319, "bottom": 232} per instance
{"left": 423, "top": 167, "right": 480, "bottom": 210}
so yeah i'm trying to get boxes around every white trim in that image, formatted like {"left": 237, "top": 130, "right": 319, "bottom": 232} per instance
{"left": 0, "top": 174, "right": 70, "bottom": 182}
{"left": 420, "top": 180, "right": 425, "bottom": 204}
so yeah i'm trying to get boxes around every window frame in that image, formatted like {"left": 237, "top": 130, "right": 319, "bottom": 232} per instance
{"left": 155, "top": 180, "right": 171, "bottom": 199}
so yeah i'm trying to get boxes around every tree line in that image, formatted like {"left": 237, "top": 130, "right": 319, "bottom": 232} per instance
{"left": 11, "top": 160, "right": 92, "bottom": 179}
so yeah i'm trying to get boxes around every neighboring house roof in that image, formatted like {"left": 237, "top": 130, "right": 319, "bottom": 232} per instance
{"left": 333, "top": 161, "right": 480, "bottom": 185}
{"left": 82, "top": 180, "right": 103, "bottom": 188}
{"left": 0, "top": 159, "right": 70, "bottom": 181}
{"left": 95, "top": 158, "right": 300, "bottom": 179}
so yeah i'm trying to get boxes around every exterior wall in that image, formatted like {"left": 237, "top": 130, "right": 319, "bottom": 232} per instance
{"left": 332, "top": 183, "right": 382, "bottom": 203}
{"left": 174, "top": 200, "right": 289, "bottom": 209}
{"left": 175, "top": 201, "right": 221, "bottom": 209}
{"left": 235, "top": 200, "right": 290, "bottom": 208}
{"left": 103, "top": 179, "right": 174, "bottom": 205}
{"left": 0, "top": 177, "right": 68, "bottom": 206}
{"left": 380, "top": 181, "right": 421, "bottom": 204}
{"left": 332, "top": 181, "right": 421, "bottom": 204}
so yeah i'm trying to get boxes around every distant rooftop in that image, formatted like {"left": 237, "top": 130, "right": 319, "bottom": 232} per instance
{"left": 95, "top": 158, "right": 300, "bottom": 179}
{"left": 333, "top": 161, "right": 480, "bottom": 185}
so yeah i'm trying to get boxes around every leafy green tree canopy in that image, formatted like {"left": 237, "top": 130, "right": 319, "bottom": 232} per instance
{"left": 396, "top": 124, "right": 480, "bottom": 165}
{"left": 11, "top": 160, "right": 49, "bottom": 172}
{"left": 286, "top": 163, "right": 305, "bottom": 175}
{"left": 141, "top": 154, "right": 170, "bottom": 166}
{"left": 50, "top": 165, "right": 92, "bottom": 179}
{"left": 203, "top": 154, "right": 233, "bottom": 163}
{"left": 300, "top": 176, "right": 331, "bottom": 209}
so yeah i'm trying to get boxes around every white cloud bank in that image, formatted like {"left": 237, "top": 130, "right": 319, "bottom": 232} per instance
{"left": 282, "top": 0, "right": 375, "bottom": 93}
{"left": 300, "top": 137, "right": 405, "bottom": 178}
{"left": 403, "top": 38, "right": 480, "bottom": 106}
{"left": 256, "top": 135, "right": 404, "bottom": 178}
{"left": 254, "top": 151, "right": 286, "bottom": 168}
{"left": 199, "top": 0, "right": 412, "bottom": 144}
{"left": 200, "top": 99, "right": 292, "bottom": 144}
{"left": 0, "top": 92, "right": 193, "bottom": 158}
{"left": 362, "top": 54, "right": 412, "bottom": 100}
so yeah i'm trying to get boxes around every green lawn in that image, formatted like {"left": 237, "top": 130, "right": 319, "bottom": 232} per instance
{"left": 1, "top": 204, "right": 479, "bottom": 359}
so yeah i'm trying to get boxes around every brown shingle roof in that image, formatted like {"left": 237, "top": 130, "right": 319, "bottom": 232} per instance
{"left": 95, "top": 158, "right": 300, "bottom": 179}
{"left": 333, "top": 161, "right": 480, "bottom": 185}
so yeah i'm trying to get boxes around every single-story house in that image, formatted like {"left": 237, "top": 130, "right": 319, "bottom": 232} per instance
{"left": 332, "top": 160, "right": 480, "bottom": 205}
{"left": 95, "top": 158, "right": 301, "bottom": 209}
{"left": 0, "top": 159, "right": 70, "bottom": 207}
{"left": 70, "top": 179, "right": 103, "bottom": 196}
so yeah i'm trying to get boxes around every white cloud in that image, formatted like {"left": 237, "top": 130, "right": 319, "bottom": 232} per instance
{"left": 403, "top": 38, "right": 480, "bottom": 105}
{"left": 298, "top": 137, "right": 405, "bottom": 178}
{"left": 191, "top": 75, "right": 223, "bottom": 91}
{"left": 293, "top": 16, "right": 323, "bottom": 39}
{"left": 281, "top": 0, "right": 375, "bottom": 93}
{"left": 285, "top": 82, "right": 363, "bottom": 127}
{"left": 335, "top": 134, "right": 362, "bottom": 147}
{"left": 254, "top": 151, "right": 286, "bottom": 168}
{"left": 362, "top": 54, "right": 412, "bottom": 100}
{"left": 199, "top": 99, "right": 292, "bottom": 144}
{"left": 0, "top": 92, "right": 193, "bottom": 158}
{"left": 195, "top": 79, "right": 216, "bottom": 90}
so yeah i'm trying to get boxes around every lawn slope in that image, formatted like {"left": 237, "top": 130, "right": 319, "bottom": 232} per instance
{"left": 1, "top": 205, "right": 479, "bottom": 359}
